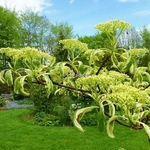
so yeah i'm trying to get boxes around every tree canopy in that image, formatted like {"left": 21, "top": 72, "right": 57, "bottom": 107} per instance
{"left": 0, "top": 6, "right": 21, "bottom": 48}
{"left": 49, "top": 22, "right": 76, "bottom": 62}
{"left": 19, "top": 8, "right": 50, "bottom": 51}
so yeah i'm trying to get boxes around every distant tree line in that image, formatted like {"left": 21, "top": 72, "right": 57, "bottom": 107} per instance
{"left": 78, "top": 27, "right": 150, "bottom": 50}
{"left": 0, "top": 5, "right": 150, "bottom": 66}
{"left": 0, "top": 6, "right": 76, "bottom": 63}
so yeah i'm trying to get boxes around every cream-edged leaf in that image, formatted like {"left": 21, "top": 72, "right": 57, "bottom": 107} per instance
{"left": 73, "top": 106, "right": 99, "bottom": 132}
{"left": 106, "top": 116, "right": 118, "bottom": 138}
{"left": 14, "top": 76, "right": 30, "bottom": 96}
{"left": 42, "top": 74, "right": 53, "bottom": 98}
{"left": 0, "top": 70, "right": 6, "bottom": 84}
{"left": 5, "top": 70, "right": 13, "bottom": 86}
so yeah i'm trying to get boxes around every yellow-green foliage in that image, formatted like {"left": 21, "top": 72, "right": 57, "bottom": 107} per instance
{"left": 59, "top": 39, "right": 88, "bottom": 52}
{"left": 107, "top": 84, "right": 150, "bottom": 104}
{"left": 95, "top": 20, "right": 132, "bottom": 35}
{"left": 0, "top": 47, "right": 21, "bottom": 58}
{"left": 0, "top": 47, "right": 56, "bottom": 97}
{"left": 76, "top": 70, "right": 130, "bottom": 92}
{"left": 76, "top": 74, "right": 113, "bottom": 92}
{"left": 50, "top": 62, "right": 74, "bottom": 83}
{"left": 59, "top": 39, "right": 89, "bottom": 64}
{"left": 144, "top": 87, "right": 150, "bottom": 95}
{"left": 102, "top": 70, "right": 130, "bottom": 82}
{"left": 0, "top": 47, "right": 55, "bottom": 70}
{"left": 89, "top": 49, "right": 105, "bottom": 66}
{"left": 129, "top": 48, "right": 149, "bottom": 57}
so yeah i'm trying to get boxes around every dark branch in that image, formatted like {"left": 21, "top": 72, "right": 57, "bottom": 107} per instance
{"left": 96, "top": 54, "right": 111, "bottom": 75}
{"left": 53, "top": 81, "right": 90, "bottom": 93}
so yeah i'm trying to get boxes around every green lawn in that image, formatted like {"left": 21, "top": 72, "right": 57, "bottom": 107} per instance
{"left": 0, "top": 109, "right": 149, "bottom": 150}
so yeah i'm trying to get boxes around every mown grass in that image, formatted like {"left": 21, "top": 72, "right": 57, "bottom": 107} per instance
{"left": 0, "top": 108, "right": 149, "bottom": 150}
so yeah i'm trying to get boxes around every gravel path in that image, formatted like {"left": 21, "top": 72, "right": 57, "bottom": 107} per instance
{"left": 5, "top": 101, "right": 34, "bottom": 109}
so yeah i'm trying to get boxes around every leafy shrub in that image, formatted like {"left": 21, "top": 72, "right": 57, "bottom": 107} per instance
{"left": 34, "top": 111, "right": 60, "bottom": 126}
{"left": 80, "top": 111, "right": 97, "bottom": 126}
{"left": 34, "top": 111, "right": 47, "bottom": 122}
{"left": 30, "top": 84, "right": 74, "bottom": 126}
{"left": 51, "top": 95, "right": 73, "bottom": 126}
{"left": 0, "top": 96, "right": 6, "bottom": 107}
{"left": 30, "top": 83, "right": 53, "bottom": 113}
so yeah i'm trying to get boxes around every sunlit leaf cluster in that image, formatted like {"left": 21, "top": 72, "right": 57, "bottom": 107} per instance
{"left": 59, "top": 39, "right": 88, "bottom": 52}
{"left": 107, "top": 84, "right": 150, "bottom": 104}
{"left": 0, "top": 47, "right": 55, "bottom": 70}
{"left": 95, "top": 20, "right": 132, "bottom": 36}
{"left": 0, "top": 47, "right": 56, "bottom": 97}
{"left": 129, "top": 48, "right": 148, "bottom": 57}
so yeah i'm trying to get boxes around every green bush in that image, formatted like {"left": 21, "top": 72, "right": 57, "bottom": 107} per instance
{"left": 80, "top": 111, "right": 97, "bottom": 126}
{"left": 0, "top": 96, "right": 6, "bottom": 107}
{"left": 51, "top": 95, "right": 73, "bottom": 126}
{"left": 33, "top": 94, "right": 99, "bottom": 127}
{"left": 34, "top": 111, "right": 60, "bottom": 126}
{"left": 30, "top": 84, "right": 74, "bottom": 126}
{"left": 30, "top": 83, "right": 53, "bottom": 113}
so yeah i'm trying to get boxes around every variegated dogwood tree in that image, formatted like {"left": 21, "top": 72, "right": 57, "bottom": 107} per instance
{"left": 0, "top": 20, "right": 150, "bottom": 144}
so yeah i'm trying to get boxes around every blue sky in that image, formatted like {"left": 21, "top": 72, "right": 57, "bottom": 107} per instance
{"left": 0, "top": 0, "right": 150, "bottom": 36}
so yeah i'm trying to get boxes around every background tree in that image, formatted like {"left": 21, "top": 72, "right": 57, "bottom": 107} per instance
{"left": 48, "top": 22, "right": 76, "bottom": 62}
{"left": 0, "top": 6, "right": 21, "bottom": 71}
{"left": 118, "top": 27, "right": 143, "bottom": 49}
{"left": 19, "top": 8, "right": 50, "bottom": 51}
{"left": 78, "top": 34, "right": 101, "bottom": 49}
{"left": 0, "top": 6, "right": 21, "bottom": 48}
{"left": 78, "top": 32, "right": 115, "bottom": 49}
{"left": 141, "top": 26, "right": 150, "bottom": 50}
{"left": 0, "top": 6, "right": 21, "bottom": 94}
{"left": 138, "top": 26, "right": 150, "bottom": 66}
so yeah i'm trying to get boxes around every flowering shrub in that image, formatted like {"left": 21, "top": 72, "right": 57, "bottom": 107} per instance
{"left": 0, "top": 20, "right": 150, "bottom": 141}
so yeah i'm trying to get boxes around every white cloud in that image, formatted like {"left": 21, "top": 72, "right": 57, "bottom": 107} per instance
{"left": 69, "top": 0, "right": 75, "bottom": 4}
{"left": 44, "top": 9, "right": 59, "bottom": 15}
{"left": 118, "top": 0, "right": 138, "bottom": 2}
{"left": 0, "top": 0, "right": 53, "bottom": 12}
{"left": 69, "top": 0, "right": 98, "bottom": 4}
{"left": 135, "top": 10, "right": 150, "bottom": 16}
